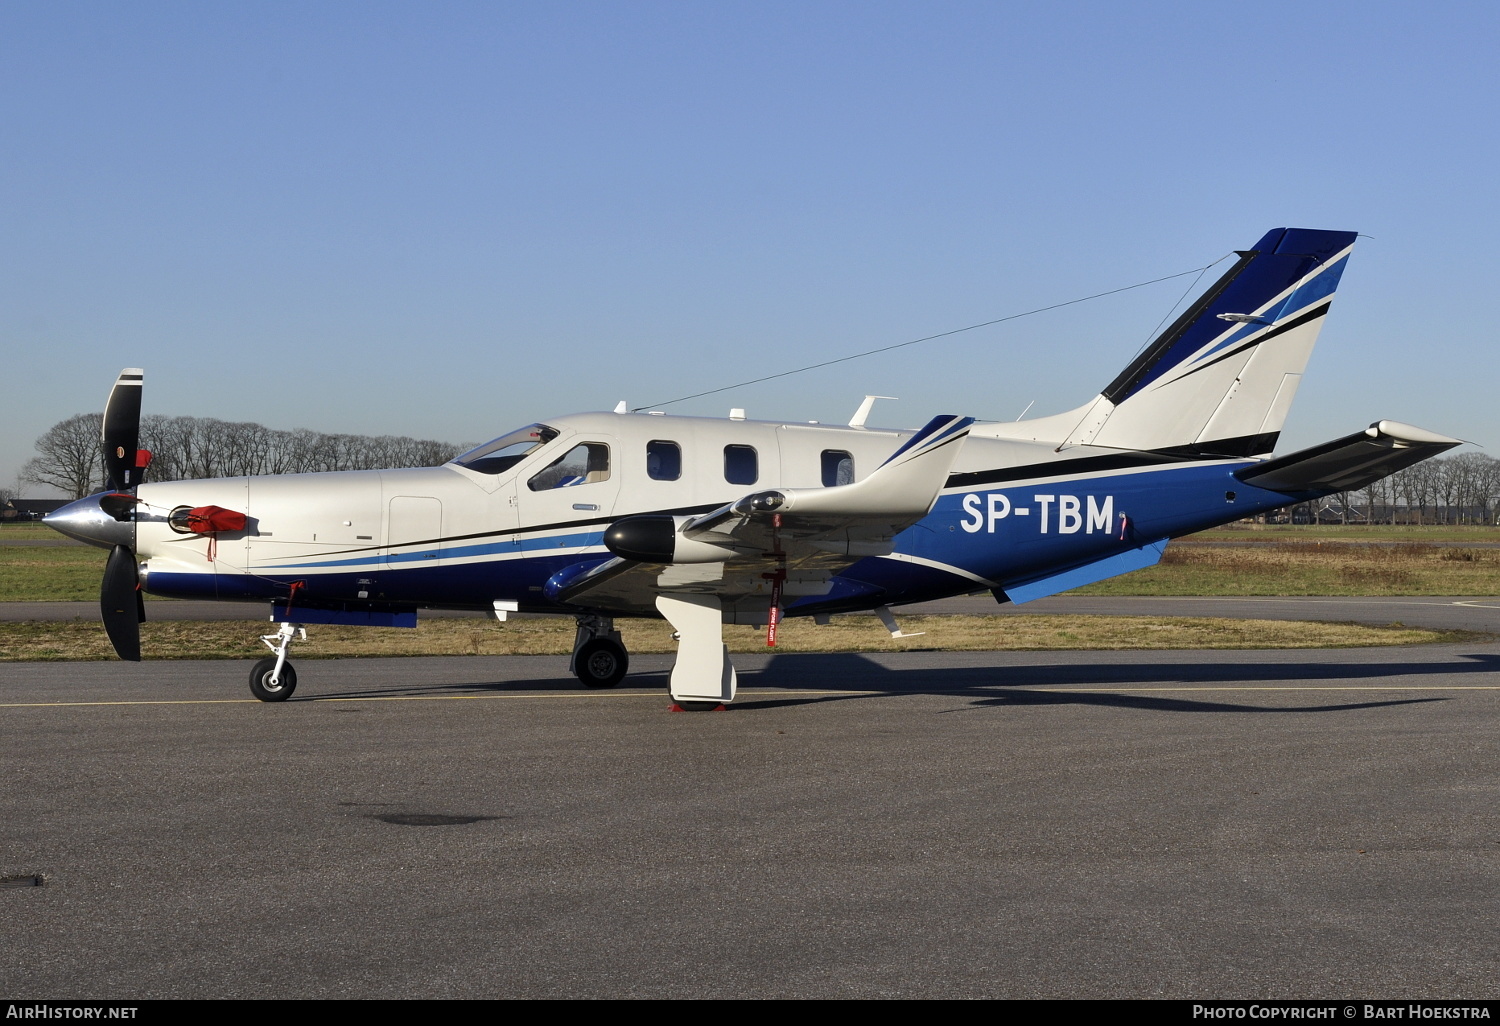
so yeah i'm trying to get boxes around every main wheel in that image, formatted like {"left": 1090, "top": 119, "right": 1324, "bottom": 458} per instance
{"left": 249, "top": 656, "right": 297, "bottom": 702}
{"left": 574, "top": 638, "right": 628, "bottom": 688}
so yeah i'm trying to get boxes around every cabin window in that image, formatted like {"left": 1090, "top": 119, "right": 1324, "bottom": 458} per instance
{"left": 821, "top": 450, "right": 854, "bottom": 487}
{"left": 528, "top": 443, "right": 610, "bottom": 491}
{"left": 723, "top": 445, "right": 758, "bottom": 485}
{"left": 646, "top": 440, "right": 681, "bottom": 481}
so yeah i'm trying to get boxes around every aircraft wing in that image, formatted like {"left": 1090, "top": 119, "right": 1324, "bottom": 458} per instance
{"left": 549, "top": 415, "right": 974, "bottom": 616}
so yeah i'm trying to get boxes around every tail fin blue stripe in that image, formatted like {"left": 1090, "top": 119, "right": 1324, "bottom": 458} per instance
{"left": 1189, "top": 252, "right": 1349, "bottom": 365}
{"left": 1103, "top": 228, "right": 1357, "bottom": 403}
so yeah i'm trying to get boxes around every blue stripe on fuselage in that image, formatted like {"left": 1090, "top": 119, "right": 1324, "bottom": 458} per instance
{"left": 1190, "top": 254, "right": 1347, "bottom": 365}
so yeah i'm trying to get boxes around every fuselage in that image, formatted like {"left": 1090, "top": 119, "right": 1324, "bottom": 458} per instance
{"left": 124, "top": 409, "right": 1303, "bottom": 619}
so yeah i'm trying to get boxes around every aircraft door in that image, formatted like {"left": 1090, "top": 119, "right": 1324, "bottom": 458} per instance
{"left": 386, "top": 496, "right": 443, "bottom": 567}
{"left": 516, "top": 437, "right": 620, "bottom": 543}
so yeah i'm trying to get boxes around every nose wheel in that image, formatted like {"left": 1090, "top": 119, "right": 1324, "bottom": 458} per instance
{"left": 250, "top": 621, "right": 305, "bottom": 702}
{"left": 249, "top": 656, "right": 297, "bottom": 701}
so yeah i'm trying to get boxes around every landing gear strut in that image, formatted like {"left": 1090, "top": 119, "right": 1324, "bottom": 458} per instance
{"left": 571, "top": 614, "right": 628, "bottom": 688}
{"left": 656, "top": 593, "right": 736, "bottom": 710}
{"left": 251, "top": 622, "right": 305, "bottom": 702}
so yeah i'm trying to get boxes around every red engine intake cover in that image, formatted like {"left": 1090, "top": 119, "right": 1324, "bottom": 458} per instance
{"left": 184, "top": 506, "right": 247, "bottom": 534}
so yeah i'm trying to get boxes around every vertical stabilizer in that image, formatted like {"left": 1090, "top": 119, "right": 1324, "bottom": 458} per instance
{"left": 1065, "top": 228, "right": 1357, "bottom": 457}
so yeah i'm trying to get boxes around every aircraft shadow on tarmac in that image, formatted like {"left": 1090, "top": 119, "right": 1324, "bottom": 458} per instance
{"left": 306, "top": 650, "right": 1500, "bottom": 715}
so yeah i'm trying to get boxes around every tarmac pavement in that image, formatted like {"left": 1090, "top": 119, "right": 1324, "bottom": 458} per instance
{"left": 2, "top": 644, "right": 1499, "bottom": 998}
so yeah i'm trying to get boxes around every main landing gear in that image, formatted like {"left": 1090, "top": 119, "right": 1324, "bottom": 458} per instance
{"left": 570, "top": 607, "right": 730, "bottom": 710}
{"left": 571, "top": 614, "right": 628, "bottom": 688}
{"left": 250, "top": 621, "right": 305, "bottom": 702}
{"left": 655, "top": 593, "right": 736, "bottom": 711}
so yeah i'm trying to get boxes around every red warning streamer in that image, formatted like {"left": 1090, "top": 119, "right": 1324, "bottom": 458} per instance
{"left": 763, "top": 567, "right": 786, "bottom": 647}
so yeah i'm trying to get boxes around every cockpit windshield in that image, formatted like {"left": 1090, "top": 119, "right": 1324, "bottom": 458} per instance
{"left": 451, "top": 424, "right": 559, "bottom": 475}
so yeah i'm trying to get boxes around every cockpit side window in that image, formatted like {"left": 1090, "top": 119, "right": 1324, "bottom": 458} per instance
{"left": 452, "top": 424, "right": 559, "bottom": 475}
{"left": 528, "top": 442, "right": 611, "bottom": 491}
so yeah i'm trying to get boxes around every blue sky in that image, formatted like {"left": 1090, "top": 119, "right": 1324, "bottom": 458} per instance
{"left": 3, "top": 1, "right": 1496, "bottom": 492}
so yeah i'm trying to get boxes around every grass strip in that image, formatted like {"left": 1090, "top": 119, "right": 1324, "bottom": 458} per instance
{"left": 0, "top": 614, "right": 1480, "bottom": 662}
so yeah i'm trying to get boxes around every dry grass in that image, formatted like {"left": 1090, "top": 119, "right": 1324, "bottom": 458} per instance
{"left": 1196, "top": 524, "right": 1500, "bottom": 543}
{"left": 1076, "top": 538, "right": 1500, "bottom": 596}
{"left": 0, "top": 614, "right": 1475, "bottom": 662}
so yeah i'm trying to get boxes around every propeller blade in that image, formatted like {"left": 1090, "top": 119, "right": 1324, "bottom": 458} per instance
{"left": 101, "top": 368, "right": 144, "bottom": 492}
{"left": 102, "top": 544, "right": 142, "bottom": 661}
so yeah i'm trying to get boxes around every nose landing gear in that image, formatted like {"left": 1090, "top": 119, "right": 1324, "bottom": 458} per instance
{"left": 250, "top": 621, "right": 305, "bottom": 701}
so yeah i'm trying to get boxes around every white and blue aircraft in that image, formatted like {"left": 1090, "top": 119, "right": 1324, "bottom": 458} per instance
{"left": 46, "top": 227, "right": 1460, "bottom": 709}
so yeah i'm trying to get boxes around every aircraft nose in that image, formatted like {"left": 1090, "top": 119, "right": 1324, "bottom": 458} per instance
{"left": 43, "top": 493, "right": 137, "bottom": 550}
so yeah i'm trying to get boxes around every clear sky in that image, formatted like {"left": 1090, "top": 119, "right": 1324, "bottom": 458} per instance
{"left": 2, "top": 1, "right": 1495, "bottom": 493}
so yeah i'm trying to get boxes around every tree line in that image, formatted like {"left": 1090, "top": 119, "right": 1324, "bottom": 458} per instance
{"left": 24, "top": 413, "right": 465, "bottom": 499}
{"left": 1348, "top": 452, "right": 1500, "bottom": 525}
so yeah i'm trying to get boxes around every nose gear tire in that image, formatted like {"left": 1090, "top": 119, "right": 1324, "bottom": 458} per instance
{"left": 250, "top": 656, "right": 297, "bottom": 702}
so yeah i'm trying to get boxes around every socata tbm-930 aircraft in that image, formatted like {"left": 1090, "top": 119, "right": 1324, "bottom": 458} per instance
{"left": 46, "top": 227, "right": 1460, "bottom": 710}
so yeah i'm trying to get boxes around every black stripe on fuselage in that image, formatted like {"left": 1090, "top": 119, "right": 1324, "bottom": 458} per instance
{"left": 944, "top": 434, "right": 1273, "bottom": 489}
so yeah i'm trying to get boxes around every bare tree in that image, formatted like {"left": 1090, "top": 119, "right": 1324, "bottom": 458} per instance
{"left": 23, "top": 413, "right": 104, "bottom": 498}
{"left": 30, "top": 412, "right": 462, "bottom": 491}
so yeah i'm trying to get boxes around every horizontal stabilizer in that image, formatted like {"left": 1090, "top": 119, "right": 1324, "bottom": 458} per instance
{"left": 1236, "top": 421, "right": 1460, "bottom": 494}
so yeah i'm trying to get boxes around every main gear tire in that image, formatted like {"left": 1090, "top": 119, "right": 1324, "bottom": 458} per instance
{"left": 574, "top": 638, "right": 628, "bottom": 689}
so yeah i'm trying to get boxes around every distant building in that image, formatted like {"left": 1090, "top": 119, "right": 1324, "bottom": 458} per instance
{"left": 3, "top": 498, "right": 69, "bottom": 521}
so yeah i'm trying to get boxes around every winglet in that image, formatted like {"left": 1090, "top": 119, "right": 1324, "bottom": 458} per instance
{"left": 877, "top": 414, "right": 974, "bottom": 471}
{"left": 695, "top": 414, "right": 975, "bottom": 528}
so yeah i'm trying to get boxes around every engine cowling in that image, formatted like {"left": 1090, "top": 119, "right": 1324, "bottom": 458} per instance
{"left": 603, "top": 515, "right": 736, "bottom": 564}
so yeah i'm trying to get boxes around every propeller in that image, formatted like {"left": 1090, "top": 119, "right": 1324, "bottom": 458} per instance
{"left": 99, "top": 368, "right": 147, "bottom": 660}
{"left": 42, "top": 370, "right": 155, "bottom": 660}
{"left": 102, "top": 542, "right": 144, "bottom": 661}
{"left": 102, "top": 368, "right": 146, "bottom": 492}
